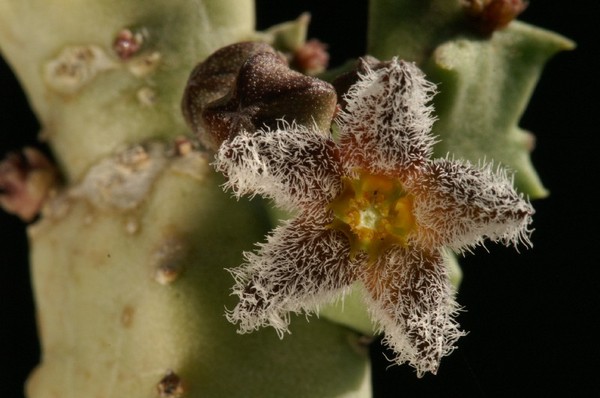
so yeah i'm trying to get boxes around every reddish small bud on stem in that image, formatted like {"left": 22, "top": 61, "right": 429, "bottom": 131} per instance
{"left": 0, "top": 147, "right": 59, "bottom": 222}
{"left": 291, "top": 39, "right": 330, "bottom": 75}
{"left": 113, "top": 28, "right": 145, "bottom": 60}
{"left": 463, "top": 0, "right": 528, "bottom": 35}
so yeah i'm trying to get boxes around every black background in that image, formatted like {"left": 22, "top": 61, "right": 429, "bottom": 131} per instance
{"left": 1, "top": 1, "right": 598, "bottom": 397}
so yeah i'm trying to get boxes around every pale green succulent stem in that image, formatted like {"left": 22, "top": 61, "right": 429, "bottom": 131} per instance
{"left": 0, "top": 1, "right": 373, "bottom": 397}
{"left": 0, "top": 0, "right": 254, "bottom": 182}
{"left": 367, "top": 0, "right": 464, "bottom": 63}
{"left": 367, "top": 0, "right": 574, "bottom": 198}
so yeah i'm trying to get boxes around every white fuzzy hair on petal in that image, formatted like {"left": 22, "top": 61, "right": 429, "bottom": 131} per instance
{"left": 214, "top": 122, "right": 343, "bottom": 212}
{"left": 363, "top": 247, "right": 465, "bottom": 377}
{"left": 226, "top": 217, "right": 360, "bottom": 336}
{"left": 337, "top": 58, "right": 438, "bottom": 174}
{"left": 408, "top": 157, "right": 534, "bottom": 252}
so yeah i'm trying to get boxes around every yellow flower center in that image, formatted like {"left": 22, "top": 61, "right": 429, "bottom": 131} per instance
{"left": 329, "top": 170, "right": 416, "bottom": 260}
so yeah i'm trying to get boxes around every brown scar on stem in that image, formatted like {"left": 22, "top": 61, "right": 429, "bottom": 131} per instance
{"left": 120, "top": 305, "right": 135, "bottom": 328}
{"left": 157, "top": 370, "right": 185, "bottom": 398}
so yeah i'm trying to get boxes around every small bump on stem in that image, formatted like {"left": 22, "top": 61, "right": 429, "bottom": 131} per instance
{"left": 137, "top": 86, "right": 158, "bottom": 106}
{"left": 152, "top": 237, "right": 186, "bottom": 285}
{"left": 128, "top": 52, "right": 162, "bottom": 77}
{"left": 44, "top": 45, "right": 117, "bottom": 95}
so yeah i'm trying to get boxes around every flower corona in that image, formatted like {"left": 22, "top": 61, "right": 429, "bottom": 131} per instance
{"left": 329, "top": 171, "right": 416, "bottom": 260}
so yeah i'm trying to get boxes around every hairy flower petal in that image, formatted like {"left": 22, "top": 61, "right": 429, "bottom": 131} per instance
{"left": 214, "top": 122, "right": 344, "bottom": 212}
{"left": 408, "top": 158, "right": 534, "bottom": 251}
{"left": 227, "top": 216, "right": 360, "bottom": 336}
{"left": 337, "top": 58, "right": 437, "bottom": 176}
{"left": 361, "top": 247, "right": 464, "bottom": 377}
{"left": 210, "top": 49, "right": 536, "bottom": 377}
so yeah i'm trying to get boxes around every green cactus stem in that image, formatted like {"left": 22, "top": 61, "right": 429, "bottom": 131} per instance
{"left": 368, "top": 0, "right": 574, "bottom": 198}
{"left": 0, "top": 0, "right": 254, "bottom": 182}
{"left": 0, "top": 1, "right": 372, "bottom": 397}
{"left": 25, "top": 141, "right": 370, "bottom": 397}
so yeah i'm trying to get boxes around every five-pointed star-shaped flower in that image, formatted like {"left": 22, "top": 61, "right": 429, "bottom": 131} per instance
{"left": 213, "top": 57, "right": 534, "bottom": 376}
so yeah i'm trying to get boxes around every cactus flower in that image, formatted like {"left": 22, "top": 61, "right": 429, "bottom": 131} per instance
{"left": 215, "top": 57, "right": 534, "bottom": 376}
{"left": 214, "top": 57, "right": 534, "bottom": 377}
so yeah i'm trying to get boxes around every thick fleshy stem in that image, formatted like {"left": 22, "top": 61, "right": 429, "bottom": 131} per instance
{"left": 0, "top": 1, "right": 373, "bottom": 397}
